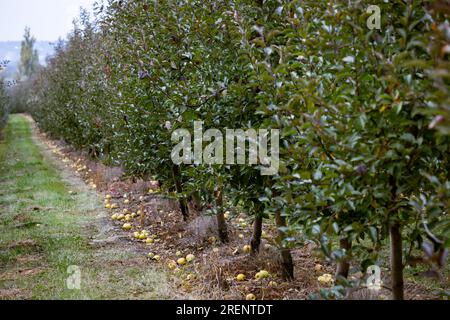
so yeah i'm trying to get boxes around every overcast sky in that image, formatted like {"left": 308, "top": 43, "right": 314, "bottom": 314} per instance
{"left": 0, "top": 0, "right": 97, "bottom": 41}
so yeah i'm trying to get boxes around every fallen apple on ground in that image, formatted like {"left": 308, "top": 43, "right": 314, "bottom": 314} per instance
{"left": 318, "top": 274, "right": 333, "bottom": 285}
{"left": 186, "top": 254, "right": 195, "bottom": 263}
{"left": 246, "top": 294, "right": 256, "bottom": 301}
{"left": 138, "top": 233, "right": 147, "bottom": 240}
{"left": 255, "top": 270, "right": 270, "bottom": 280}
{"left": 122, "top": 223, "right": 132, "bottom": 231}
{"left": 236, "top": 274, "right": 246, "bottom": 282}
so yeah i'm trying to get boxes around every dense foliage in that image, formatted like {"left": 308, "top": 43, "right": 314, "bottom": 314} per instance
{"left": 24, "top": 0, "right": 449, "bottom": 299}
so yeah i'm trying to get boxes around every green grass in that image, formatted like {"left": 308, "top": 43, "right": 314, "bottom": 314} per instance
{"left": 0, "top": 115, "right": 171, "bottom": 300}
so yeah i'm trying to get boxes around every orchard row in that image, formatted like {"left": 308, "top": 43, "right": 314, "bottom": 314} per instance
{"left": 12, "top": 0, "right": 450, "bottom": 299}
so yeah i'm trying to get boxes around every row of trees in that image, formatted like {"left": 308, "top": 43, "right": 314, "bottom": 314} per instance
{"left": 23, "top": 0, "right": 449, "bottom": 299}
{"left": 0, "top": 60, "right": 8, "bottom": 129}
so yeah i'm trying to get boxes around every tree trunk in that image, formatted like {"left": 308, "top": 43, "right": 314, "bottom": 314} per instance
{"left": 251, "top": 214, "right": 263, "bottom": 254}
{"left": 191, "top": 191, "right": 203, "bottom": 212}
{"left": 335, "top": 238, "right": 352, "bottom": 279}
{"left": 171, "top": 165, "right": 189, "bottom": 221}
{"left": 215, "top": 189, "right": 228, "bottom": 243}
{"left": 275, "top": 210, "right": 294, "bottom": 280}
{"left": 390, "top": 220, "right": 404, "bottom": 300}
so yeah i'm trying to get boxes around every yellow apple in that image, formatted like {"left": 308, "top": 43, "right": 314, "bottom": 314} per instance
{"left": 243, "top": 245, "right": 252, "bottom": 253}
{"left": 146, "top": 238, "right": 154, "bottom": 244}
{"left": 255, "top": 270, "right": 270, "bottom": 280}
{"left": 122, "top": 223, "right": 132, "bottom": 231}
{"left": 124, "top": 199, "right": 130, "bottom": 205}
{"left": 177, "top": 258, "right": 187, "bottom": 266}
{"left": 153, "top": 255, "right": 161, "bottom": 262}
{"left": 176, "top": 251, "right": 182, "bottom": 257}
{"left": 186, "top": 254, "right": 195, "bottom": 263}
{"left": 236, "top": 274, "right": 246, "bottom": 282}
{"left": 246, "top": 294, "right": 256, "bottom": 301}
{"left": 138, "top": 234, "right": 147, "bottom": 240}
{"left": 318, "top": 274, "right": 333, "bottom": 285}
